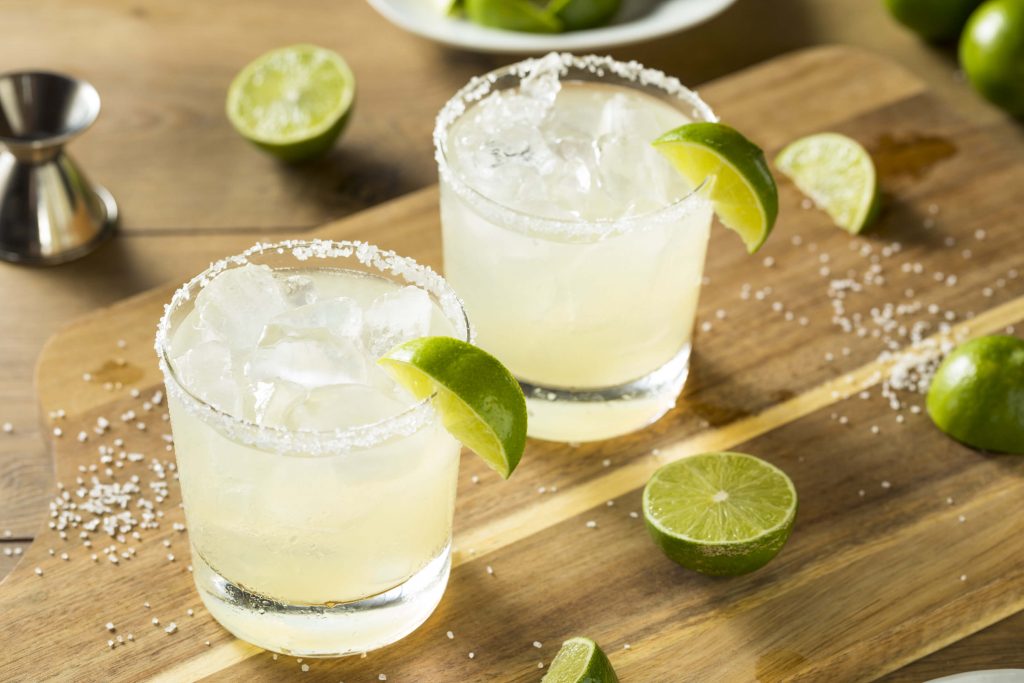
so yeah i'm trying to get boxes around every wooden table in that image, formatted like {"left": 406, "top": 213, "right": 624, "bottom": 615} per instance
{"left": 0, "top": 0, "right": 1020, "bottom": 678}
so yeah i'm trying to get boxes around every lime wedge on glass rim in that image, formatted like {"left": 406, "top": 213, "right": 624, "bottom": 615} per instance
{"left": 379, "top": 336, "right": 527, "bottom": 479}
{"left": 226, "top": 44, "right": 355, "bottom": 163}
{"left": 653, "top": 122, "right": 778, "bottom": 254}
{"left": 542, "top": 637, "right": 620, "bottom": 683}
{"left": 643, "top": 452, "right": 797, "bottom": 576}
{"left": 775, "top": 132, "right": 880, "bottom": 234}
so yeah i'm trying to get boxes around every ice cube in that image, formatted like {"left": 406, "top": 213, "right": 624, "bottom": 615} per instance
{"left": 259, "top": 298, "right": 363, "bottom": 346}
{"left": 194, "top": 264, "right": 289, "bottom": 350}
{"left": 172, "top": 341, "right": 243, "bottom": 415}
{"left": 287, "top": 384, "right": 410, "bottom": 431}
{"left": 281, "top": 274, "right": 318, "bottom": 307}
{"left": 247, "top": 336, "right": 373, "bottom": 389}
{"left": 252, "top": 380, "right": 307, "bottom": 427}
{"left": 363, "top": 286, "right": 433, "bottom": 357}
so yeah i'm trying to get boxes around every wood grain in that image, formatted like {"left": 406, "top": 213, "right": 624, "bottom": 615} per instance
{"left": 1, "top": 47, "right": 1023, "bottom": 681}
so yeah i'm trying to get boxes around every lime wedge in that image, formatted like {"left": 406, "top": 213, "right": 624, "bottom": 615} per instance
{"left": 464, "top": 0, "right": 563, "bottom": 32}
{"left": 927, "top": 335, "right": 1024, "bottom": 454}
{"left": 548, "top": 0, "right": 621, "bottom": 30}
{"left": 226, "top": 44, "right": 355, "bottom": 163}
{"left": 379, "top": 337, "right": 527, "bottom": 478}
{"left": 643, "top": 452, "right": 797, "bottom": 576}
{"left": 774, "top": 132, "right": 880, "bottom": 234}
{"left": 438, "top": 0, "right": 463, "bottom": 15}
{"left": 542, "top": 637, "right": 620, "bottom": 683}
{"left": 653, "top": 122, "right": 778, "bottom": 254}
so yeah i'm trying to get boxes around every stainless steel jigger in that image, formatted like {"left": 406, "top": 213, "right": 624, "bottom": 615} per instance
{"left": 0, "top": 71, "right": 117, "bottom": 265}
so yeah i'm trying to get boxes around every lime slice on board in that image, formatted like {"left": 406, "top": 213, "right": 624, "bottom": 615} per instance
{"left": 542, "top": 637, "right": 620, "bottom": 683}
{"left": 379, "top": 336, "right": 527, "bottom": 478}
{"left": 774, "top": 132, "right": 881, "bottom": 234}
{"left": 654, "top": 122, "right": 778, "bottom": 254}
{"left": 226, "top": 44, "right": 356, "bottom": 163}
{"left": 464, "top": 0, "right": 563, "bottom": 32}
{"left": 926, "top": 335, "right": 1024, "bottom": 454}
{"left": 643, "top": 452, "right": 797, "bottom": 576}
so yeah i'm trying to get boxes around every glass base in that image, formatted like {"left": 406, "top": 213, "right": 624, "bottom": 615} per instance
{"left": 192, "top": 542, "right": 451, "bottom": 657}
{"left": 522, "top": 345, "right": 690, "bottom": 443}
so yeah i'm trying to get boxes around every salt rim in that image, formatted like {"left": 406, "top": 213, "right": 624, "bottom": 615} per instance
{"left": 154, "top": 239, "right": 472, "bottom": 456}
{"left": 433, "top": 52, "right": 718, "bottom": 243}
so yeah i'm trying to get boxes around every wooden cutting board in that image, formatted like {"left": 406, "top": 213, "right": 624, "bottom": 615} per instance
{"left": 2, "top": 46, "right": 1023, "bottom": 682}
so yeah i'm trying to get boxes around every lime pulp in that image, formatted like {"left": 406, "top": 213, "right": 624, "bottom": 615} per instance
{"left": 542, "top": 637, "right": 620, "bottom": 683}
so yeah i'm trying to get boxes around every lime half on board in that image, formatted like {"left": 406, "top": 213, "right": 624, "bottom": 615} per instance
{"left": 643, "top": 452, "right": 797, "bottom": 576}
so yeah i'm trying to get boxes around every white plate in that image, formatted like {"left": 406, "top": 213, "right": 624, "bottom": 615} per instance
{"left": 366, "top": 0, "right": 737, "bottom": 54}
{"left": 926, "top": 671, "right": 1024, "bottom": 683}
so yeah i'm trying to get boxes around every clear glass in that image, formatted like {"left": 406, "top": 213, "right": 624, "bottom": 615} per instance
{"left": 435, "top": 54, "right": 716, "bottom": 442}
{"left": 155, "top": 240, "right": 471, "bottom": 657}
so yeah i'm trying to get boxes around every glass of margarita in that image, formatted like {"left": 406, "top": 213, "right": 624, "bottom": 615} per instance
{"left": 155, "top": 240, "right": 470, "bottom": 657}
{"left": 435, "top": 53, "right": 716, "bottom": 442}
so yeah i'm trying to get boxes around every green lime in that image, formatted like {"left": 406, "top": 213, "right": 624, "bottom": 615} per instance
{"left": 884, "top": 0, "right": 983, "bottom": 41}
{"left": 549, "top": 0, "right": 621, "bottom": 30}
{"left": 464, "top": 0, "right": 563, "bottom": 32}
{"left": 379, "top": 336, "right": 527, "bottom": 478}
{"left": 542, "top": 637, "right": 620, "bottom": 683}
{"left": 643, "top": 452, "right": 797, "bottom": 576}
{"left": 226, "top": 44, "right": 355, "bottom": 163}
{"left": 653, "top": 123, "right": 778, "bottom": 254}
{"left": 960, "top": 0, "right": 1024, "bottom": 116}
{"left": 926, "top": 335, "right": 1024, "bottom": 454}
{"left": 439, "top": 0, "right": 463, "bottom": 15}
{"left": 774, "top": 132, "right": 881, "bottom": 234}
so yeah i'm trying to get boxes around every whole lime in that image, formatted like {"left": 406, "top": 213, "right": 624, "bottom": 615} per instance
{"left": 926, "top": 335, "right": 1024, "bottom": 454}
{"left": 884, "top": 0, "right": 983, "bottom": 41}
{"left": 960, "top": 0, "right": 1024, "bottom": 116}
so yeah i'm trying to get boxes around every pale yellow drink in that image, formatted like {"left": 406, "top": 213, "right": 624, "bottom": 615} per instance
{"left": 157, "top": 241, "right": 469, "bottom": 657}
{"left": 436, "top": 54, "right": 715, "bottom": 442}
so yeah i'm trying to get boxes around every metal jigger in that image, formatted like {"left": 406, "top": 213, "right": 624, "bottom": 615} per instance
{"left": 0, "top": 71, "right": 117, "bottom": 265}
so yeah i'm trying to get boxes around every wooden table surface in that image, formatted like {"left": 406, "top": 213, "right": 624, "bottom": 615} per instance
{"left": 0, "top": 0, "right": 1020, "bottom": 679}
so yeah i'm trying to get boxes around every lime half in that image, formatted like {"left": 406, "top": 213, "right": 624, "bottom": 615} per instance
{"left": 775, "top": 132, "right": 880, "bottom": 234}
{"left": 927, "top": 335, "right": 1024, "bottom": 454}
{"left": 379, "top": 336, "right": 527, "bottom": 478}
{"left": 643, "top": 452, "right": 797, "bottom": 576}
{"left": 227, "top": 44, "right": 355, "bottom": 162}
{"left": 542, "top": 637, "right": 620, "bottom": 683}
{"left": 654, "top": 122, "right": 778, "bottom": 254}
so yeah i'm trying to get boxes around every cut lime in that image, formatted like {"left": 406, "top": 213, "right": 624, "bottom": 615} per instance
{"left": 654, "top": 122, "right": 778, "bottom": 254}
{"left": 226, "top": 44, "right": 355, "bottom": 163}
{"left": 438, "top": 0, "right": 463, "bottom": 15}
{"left": 379, "top": 336, "right": 527, "bottom": 478}
{"left": 643, "top": 452, "right": 797, "bottom": 576}
{"left": 549, "top": 0, "right": 621, "bottom": 30}
{"left": 464, "top": 0, "right": 563, "bottom": 32}
{"left": 542, "top": 637, "right": 620, "bottom": 683}
{"left": 927, "top": 335, "right": 1024, "bottom": 454}
{"left": 775, "top": 132, "right": 880, "bottom": 234}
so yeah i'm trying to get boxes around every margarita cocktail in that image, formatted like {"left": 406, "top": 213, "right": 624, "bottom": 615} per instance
{"left": 436, "top": 53, "right": 716, "bottom": 442}
{"left": 156, "top": 240, "right": 470, "bottom": 657}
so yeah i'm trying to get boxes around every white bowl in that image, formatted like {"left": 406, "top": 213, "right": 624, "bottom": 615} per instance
{"left": 926, "top": 671, "right": 1024, "bottom": 683}
{"left": 366, "top": 0, "right": 737, "bottom": 53}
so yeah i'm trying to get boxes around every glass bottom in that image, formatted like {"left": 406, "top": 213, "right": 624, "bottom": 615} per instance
{"left": 523, "top": 344, "right": 690, "bottom": 443}
{"left": 192, "top": 541, "right": 451, "bottom": 657}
